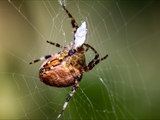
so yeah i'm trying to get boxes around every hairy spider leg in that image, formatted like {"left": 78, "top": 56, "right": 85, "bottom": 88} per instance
{"left": 46, "top": 40, "right": 64, "bottom": 48}
{"left": 29, "top": 54, "right": 54, "bottom": 64}
{"left": 84, "top": 45, "right": 89, "bottom": 52}
{"left": 62, "top": 5, "right": 79, "bottom": 36}
{"left": 29, "top": 41, "right": 64, "bottom": 64}
{"left": 83, "top": 43, "right": 100, "bottom": 69}
{"left": 85, "top": 54, "right": 108, "bottom": 71}
{"left": 83, "top": 43, "right": 108, "bottom": 71}
{"left": 57, "top": 76, "right": 81, "bottom": 119}
{"left": 84, "top": 43, "right": 99, "bottom": 60}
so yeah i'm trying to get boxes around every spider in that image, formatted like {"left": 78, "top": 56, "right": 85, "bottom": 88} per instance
{"left": 30, "top": 4, "right": 108, "bottom": 119}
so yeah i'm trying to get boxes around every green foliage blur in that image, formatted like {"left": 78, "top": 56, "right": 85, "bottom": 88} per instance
{"left": 0, "top": 0, "right": 160, "bottom": 119}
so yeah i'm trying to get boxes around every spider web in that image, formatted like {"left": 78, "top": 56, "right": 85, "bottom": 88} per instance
{"left": 1, "top": 0, "right": 160, "bottom": 119}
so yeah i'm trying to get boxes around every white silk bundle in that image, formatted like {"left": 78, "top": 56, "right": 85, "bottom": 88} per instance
{"left": 74, "top": 22, "right": 87, "bottom": 49}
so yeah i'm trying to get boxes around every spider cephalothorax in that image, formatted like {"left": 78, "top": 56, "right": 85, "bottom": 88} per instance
{"left": 30, "top": 3, "right": 108, "bottom": 119}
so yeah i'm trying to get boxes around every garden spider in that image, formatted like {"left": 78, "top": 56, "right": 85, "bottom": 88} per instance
{"left": 30, "top": 4, "right": 108, "bottom": 119}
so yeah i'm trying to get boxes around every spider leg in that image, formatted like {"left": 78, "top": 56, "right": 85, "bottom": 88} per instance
{"left": 83, "top": 43, "right": 99, "bottom": 66}
{"left": 46, "top": 40, "right": 64, "bottom": 48}
{"left": 83, "top": 43, "right": 108, "bottom": 71}
{"left": 30, "top": 41, "right": 64, "bottom": 64}
{"left": 85, "top": 54, "right": 108, "bottom": 71}
{"left": 57, "top": 76, "right": 80, "bottom": 119}
{"left": 62, "top": 5, "right": 79, "bottom": 35}
{"left": 85, "top": 46, "right": 89, "bottom": 52}
{"left": 29, "top": 54, "right": 54, "bottom": 64}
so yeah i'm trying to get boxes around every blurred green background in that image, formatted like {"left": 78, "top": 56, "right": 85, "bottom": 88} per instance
{"left": 0, "top": 0, "right": 160, "bottom": 119}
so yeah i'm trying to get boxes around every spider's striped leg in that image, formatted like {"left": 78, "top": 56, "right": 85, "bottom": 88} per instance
{"left": 62, "top": 5, "right": 79, "bottom": 35}
{"left": 83, "top": 43, "right": 99, "bottom": 66}
{"left": 29, "top": 54, "right": 53, "bottom": 64}
{"left": 46, "top": 41, "right": 64, "bottom": 48}
{"left": 84, "top": 44, "right": 89, "bottom": 52}
{"left": 57, "top": 76, "right": 80, "bottom": 119}
{"left": 85, "top": 54, "right": 108, "bottom": 71}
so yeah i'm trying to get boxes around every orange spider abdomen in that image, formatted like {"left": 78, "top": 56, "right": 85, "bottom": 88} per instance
{"left": 39, "top": 55, "right": 83, "bottom": 87}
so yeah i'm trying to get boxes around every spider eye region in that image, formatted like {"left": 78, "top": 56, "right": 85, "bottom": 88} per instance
{"left": 68, "top": 49, "right": 76, "bottom": 56}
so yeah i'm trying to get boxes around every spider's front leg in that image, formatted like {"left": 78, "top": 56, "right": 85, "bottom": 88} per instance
{"left": 84, "top": 43, "right": 99, "bottom": 59}
{"left": 85, "top": 54, "right": 108, "bottom": 71}
{"left": 62, "top": 5, "right": 79, "bottom": 38}
{"left": 83, "top": 43, "right": 99, "bottom": 67}
{"left": 29, "top": 41, "right": 64, "bottom": 64}
{"left": 29, "top": 55, "right": 53, "bottom": 64}
{"left": 46, "top": 41, "right": 64, "bottom": 48}
{"left": 57, "top": 76, "right": 80, "bottom": 119}
{"left": 83, "top": 43, "right": 108, "bottom": 71}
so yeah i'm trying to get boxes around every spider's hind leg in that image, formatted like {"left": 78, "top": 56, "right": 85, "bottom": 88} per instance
{"left": 57, "top": 76, "right": 81, "bottom": 119}
{"left": 62, "top": 5, "right": 79, "bottom": 35}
